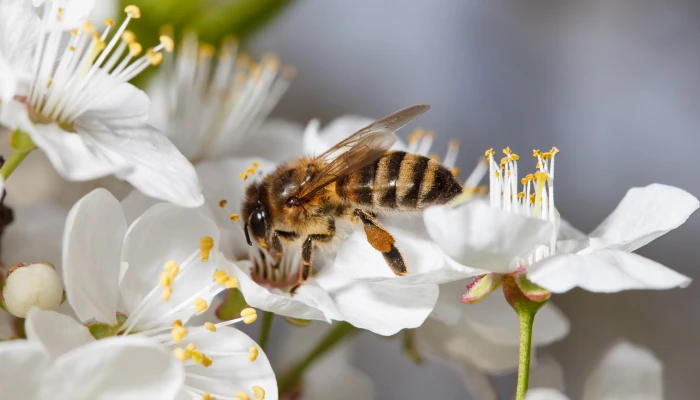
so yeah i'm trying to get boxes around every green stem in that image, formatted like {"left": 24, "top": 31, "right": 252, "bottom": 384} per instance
{"left": 515, "top": 306, "right": 536, "bottom": 400}
{"left": 258, "top": 311, "right": 274, "bottom": 351}
{"left": 278, "top": 322, "right": 356, "bottom": 393}
{"left": 1, "top": 130, "right": 36, "bottom": 181}
{"left": 0, "top": 149, "right": 32, "bottom": 181}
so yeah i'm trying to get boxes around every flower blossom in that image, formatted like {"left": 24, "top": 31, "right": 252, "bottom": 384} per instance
{"left": 0, "top": 1, "right": 203, "bottom": 207}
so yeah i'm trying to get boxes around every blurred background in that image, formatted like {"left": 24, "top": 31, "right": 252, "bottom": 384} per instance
{"left": 247, "top": 1, "right": 700, "bottom": 398}
{"left": 7, "top": 0, "right": 700, "bottom": 398}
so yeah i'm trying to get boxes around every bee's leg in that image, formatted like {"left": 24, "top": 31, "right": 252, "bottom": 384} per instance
{"left": 353, "top": 209, "right": 407, "bottom": 276}
{"left": 290, "top": 220, "right": 335, "bottom": 295}
{"left": 271, "top": 230, "right": 298, "bottom": 266}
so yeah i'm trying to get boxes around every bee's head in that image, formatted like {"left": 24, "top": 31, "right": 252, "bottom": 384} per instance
{"left": 242, "top": 182, "right": 271, "bottom": 249}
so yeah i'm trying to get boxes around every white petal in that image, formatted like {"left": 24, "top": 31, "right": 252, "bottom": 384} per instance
{"left": 0, "top": 340, "right": 50, "bottom": 399}
{"left": 528, "top": 249, "right": 691, "bottom": 293}
{"left": 0, "top": 0, "right": 39, "bottom": 99}
{"left": 424, "top": 202, "right": 555, "bottom": 273}
{"left": 233, "top": 118, "right": 304, "bottom": 162}
{"left": 332, "top": 228, "right": 483, "bottom": 286}
{"left": 83, "top": 122, "right": 204, "bottom": 207}
{"left": 461, "top": 294, "right": 570, "bottom": 347}
{"left": 120, "top": 190, "right": 161, "bottom": 225}
{"left": 120, "top": 204, "right": 221, "bottom": 327}
{"left": 582, "top": 341, "right": 662, "bottom": 400}
{"left": 63, "top": 188, "right": 125, "bottom": 325}
{"left": 530, "top": 356, "right": 566, "bottom": 392}
{"left": 39, "top": 0, "right": 96, "bottom": 31}
{"left": 304, "top": 344, "right": 374, "bottom": 400}
{"left": 0, "top": 50, "right": 18, "bottom": 102}
{"left": 526, "top": 388, "right": 570, "bottom": 400}
{"left": 181, "top": 327, "right": 278, "bottom": 400}
{"left": 24, "top": 308, "right": 94, "bottom": 359}
{"left": 589, "top": 184, "right": 699, "bottom": 251}
{"left": 42, "top": 336, "right": 184, "bottom": 400}
{"left": 79, "top": 81, "right": 150, "bottom": 129}
{"left": 0, "top": 310, "right": 17, "bottom": 339}
{"left": 430, "top": 280, "right": 470, "bottom": 326}
{"left": 230, "top": 259, "right": 337, "bottom": 322}
{"left": 440, "top": 357, "right": 498, "bottom": 400}
{"left": 303, "top": 115, "right": 375, "bottom": 155}
{"left": 2, "top": 203, "right": 67, "bottom": 269}
{"left": 317, "top": 274, "right": 439, "bottom": 336}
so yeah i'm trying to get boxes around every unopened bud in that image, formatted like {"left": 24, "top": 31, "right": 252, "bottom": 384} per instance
{"left": 460, "top": 273, "right": 501, "bottom": 304}
{"left": 2, "top": 262, "right": 64, "bottom": 318}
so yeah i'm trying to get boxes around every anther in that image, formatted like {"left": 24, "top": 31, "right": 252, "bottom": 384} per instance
{"left": 213, "top": 270, "right": 227, "bottom": 279}
{"left": 105, "top": 19, "right": 115, "bottom": 26}
{"left": 124, "top": 5, "right": 141, "bottom": 18}
{"left": 146, "top": 48, "right": 164, "bottom": 66}
{"left": 246, "top": 168, "right": 255, "bottom": 175}
{"left": 162, "top": 287, "right": 172, "bottom": 301}
{"left": 262, "top": 53, "right": 280, "bottom": 71}
{"left": 194, "top": 298, "right": 208, "bottom": 313}
{"left": 535, "top": 171, "right": 548, "bottom": 181}
{"left": 199, "top": 43, "right": 216, "bottom": 58}
{"left": 248, "top": 346, "right": 259, "bottom": 362}
{"left": 82, "top": 21, "right": 95, "bottom": 33}
{"left": 236, "top": 53, "right": 251, "bottom": 68}
{"left": 191, "top": 350, "right": 205, "bottom": 364}
{"left": 241, "top": 308, "right": 257, "bottom": 324}
{"left": 449, "top": 139, "right": 460, "bottom": 149}
{"left": 550, "top": 146, "right": 560, "bottom": 155}
{"left": 230, "top": 214, "right": 239, "bottom": 221}
{"left": 46, "top": 78, "right": 53, "bottom": 88}
{"left": 252, "top": 386, "right": 266, "bottom": 400}
{"left": 235, "top": 392, "right": 251, "bottom": 400}
{"left": 205, "top": 322, "right": 217, "bottom": 332}
{"left": 240, "top": 173, "right": 248, "bottom": 180}
{"left": 71, "top": 28, "right": 77, "bottom": 36}
{"left": 160, "top": 272, "right": 173, "bottom": 287}
{"left": 451, "top": 167, "right": 460, "bottom": 177}
{"left": 511, "top": 153, "right": 520, "bottom": 161}
{"left": 429, "top": 153, "right": 440, "bottom": 162}
{"left": 171, "top": 323, "right": 188, "bottom": 343}
{"left": 485, "top": 148, "right": 495, "bottom": 159}
{"left": 252, "top": 161, "right": 260, "bottom": 168}
{"left": 173, "top": 347, "right": 187, "bottom": 362}
{"left": 68, "top": 45, "right": 75, "bottom": 51}
{"left": 219, "top": 200, "right": 228, "bottom": 208}
{"left": 128, "top": 42, "right": 142, "bottom": 57}
{"left": 121, "top": 30, "right": 136, "bottom": 43}
{"left": 203, "top": 392, "right": 215, "bottom": 400}
{"left": 202, "top": 355, "right": 213, "bottom": 367}
{"left": 533, "top": 149, "right": 541, "bottom": 157}
{"left": 160, "top": 36, "right": 174, "bottom": 53}
{"left": 164, "top": 260, "right": 180, "bottom": 276}
{"left": 517, "top": 192, "right": 525, "bottom": 199}
{"left": 225, "top": 277, "right": 239, "bottom": 289}
{"left": 503, "top": 147, "right": 512, "bottom": 155}
{"left": 200, "top": 236, "right": 214, "bottom": 261}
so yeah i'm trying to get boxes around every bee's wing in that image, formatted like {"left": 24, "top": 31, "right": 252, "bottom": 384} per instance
{"left": 297, "top": 104, "right": 430, "bottom": 201}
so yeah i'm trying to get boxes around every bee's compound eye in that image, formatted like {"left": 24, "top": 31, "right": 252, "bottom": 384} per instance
{"left": 249, "top": 210, "right": 267, "bottom": 241}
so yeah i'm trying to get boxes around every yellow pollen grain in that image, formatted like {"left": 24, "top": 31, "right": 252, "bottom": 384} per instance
{"left": 200, "top": 236, "right": 214, "bottom": 261}
{"left": 252, "top": 161, "right": 260, "bottom": 168}
{"left": 240, "top": 173, "right": 247, "bottom": 181}
{"left": 451, "top": 167, "right": 460, "bottom": 177}
{"left": 160, "top": 272, "right": 173, "bottom": 287}
{"left": 121, "top": 30, "right": 136, "bottom": 43}
{"left": 215, "top": 275, "right": 229, "bottom": 285}
{"left": 511, "top": 153, "right": 520, "bottom": 161}
{"left": 203, "top": 392, "right": 215, "bottom": 400}
{"left": 225, "top": 277, "right": 239, "bottom": 289}
{"left": 82, "top": 21, "right": 95, "bottom": 33}
{"left": 282, "top": 65, "right": 297, "bottom": 80}
{"left": 246, "top": 167, "right": 256, "bottom": 174}
{"left": 218, "top": 199, "right": 228, "bottom": 208}
{"left": 128, "top": 42, "right": 142, "bottom": 57}
{"left": 171, "top": 325, "right": 187, "bottom": 343}
{"left": 205, "top": 322, "right": 217, "bottom": 332}
{"left": 71, "top": 28, "right": 77, "bottom": 36}
{"left": 162, "top": 286, "right": 172, "bottom": 301}
{"left": 199, "top": 43, "right": 216, "bottom": 58}
{"left": 248, "top": 346, "right": 259, "bottom": 362}
{"left": 550, "top": 146, "right": 560, "bottom": 155}
{"left": 124, "top": 5, "right": 141, "bottom": 18}
{"left": 230, "top": 213, "right": 239, "bottom": 221}
{"left": 105, "top": 18, "right": 115, "bottom": 26}
{"left": 484, "top": 148, "right": 495, "bottom": 159}
{"left": 194, "top": 298, "right": 208, "bottom": 313}
{"left": 235, "top": 393, "right": 251, "bottom": 400}
{"left": 202, "top": 355, "right": 213, "bottom": 367}
{"left": 146, "top": 48, "right": 164, "bottom": 66}
{"left": 160, "top": 35, "right": 174, "bottom": 52}
{"left": 68, "top": 45, "right": 75, "bottom": 51}
{"left": 517, "top": 192, "right": 525, "bottom": 199}
{"left": 191, "top": 350, "right": 204, "bottom": 364}
{"left": 173, "top": 347, "right": 187, "bottom": 362}
{"left": 252, "top": 386, "right": 265, "bottom": 400}
{"left": 213, "top": 270, "right": 227, "bottom": 279}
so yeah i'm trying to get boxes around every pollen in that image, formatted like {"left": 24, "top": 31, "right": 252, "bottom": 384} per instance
{"left": 550, "top": 146, "right": 560, "bottom": 155}
{"left": 252, "top": 161, "right": 260, "bottom": 168}
{"left": 213, "top": 270, "right": 227, "bottom": 279}
{"left": 241, "top": 308, "right": 258, "bottom": 324}
{"left": 124, "top": 5, "right": 141, "bottom": 18}
{"left": 162, "top": 286, "right": 172, "bottom": 301}
{"left": 121, "top": 30, "right": 136, "bottom": 43}
{"left": 82, "top": 21, "right": 95, "bottom": 33}
{"left": 160, "top": 271, "right": 173, "bottom": 287}
{"left": 128, "top": 42, "right": 142, "bottom": 57}
{"left": 529, "top": 193, "right": 536, "bottom": 203}
{"left": 517, "top": 192, "right": 525, "bottom": 199}
{"left": 68, "top": 45, "right": 75, "bottom": 51}
{"left": 203, "top": 392, "right": 215, "bottom": 400}
{"left": 160, "top": 35, "right": 174, "bottom": 52}
{"left": 171, "top": 324, "right": 188, "bottom": 343}
{"left": 451, "top": 168, "right": 460, "bottom": 177}
{"left": 503, "top": 147, "right": 512, "bottom": 155}
{"left": 246, "top": 167, "right": 256, "bottom": 174}
{"left": 202, "top": 355, "right": 213, "bottom": 367}
{"left": 510, "top": 153, "right": 520, "bottom": 161}
{"left": 248, "top": 346, "right": 259, "bottom": 362}
{"left": 218, "top": 199, "right": 228, "bottom": 208}
{"left": 200, "top": 236, "right": 214, "bottom": 261}
{"left": 235, "top": 392, "right": 251, "bottom": 400}
{"left": 191, "top": 350, "right": 204, "bottom": 364}
{"left": 252, "top": 386, "right": 266, "bottom": 400}
{"left": 230, "top": 213, "right": 239, "bottom": 221}
{"left": 105, "top": 19, "right": 115, "bottom": 26}
{"left": 173, "top": 347, "right": 187, "bottom": 362}
{"left": 535, "top": 171, "right": 548, "bottom": 181}
{"left": 240, "top": 173, "right": 247, "bottom": 180}
{"left": 194, "top": 298, "right": 208, "bottom": 313}
{"left": 46, "top": 78, "right": 53, "bottom": 87}
{"left": 146, "top": 48, "right": 164, "bottom": 66}
{"left": 485, "top": 148, "right": 495, "bottom": 159}
{"left": 70, "top": 28, "right": 77, "bottom": 36}
{"left": 494, "top": 171, "right": 500, "bottom": 178}
{"left": 205, "top": 322, "right": 217, "bottom": 332}
{"left": 216, "top": 274, "right": 228, "bottom": 285}
{"left": 164, "top": 260, "right": 180, "bottom": 276}
{"left": 225, "top": 277, "right": 239, "bottom": 289}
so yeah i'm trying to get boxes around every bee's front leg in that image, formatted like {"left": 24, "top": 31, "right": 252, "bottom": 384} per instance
{"left": 271, "top": 230, "right": 298, "bottom": 265}
{"left": 289, "top": 220, "right": 335, "bottom": 295}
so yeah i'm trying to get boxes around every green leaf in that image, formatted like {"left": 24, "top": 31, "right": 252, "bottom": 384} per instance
{"left": 215, "top": 288, "right": 248, "bottom": 320}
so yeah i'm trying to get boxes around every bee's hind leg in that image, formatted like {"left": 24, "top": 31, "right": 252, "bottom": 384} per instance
{"left": 289, "top": 220, "right": 336, "bottom": 295}
{"left": 353, "top": 209, "right": 407, "bottom": 276}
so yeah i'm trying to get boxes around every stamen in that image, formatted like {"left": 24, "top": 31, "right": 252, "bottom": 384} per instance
{"left": 219, "top": 200, "right": 228, "bottom": 208}
{"left": 204, "top": 322, "right": 217, "bottom": 332}
{"left": 203, "top": 392, "right": 215, "bottom": 400}
{"left": 200, "top": 236, "right": 214, "bottom": 261}
{"left": 248, "top": 346, "right": 259, "bottom": 362}
{"left": 240, "top": 173, "right": 247, "bottom": 180}
{"left": 230, "top": 214, "right": 239, "bottom": 221}
{"left": 235, "top": 393, "right": 250, "bottom": 400}
{"left": 171, "top": 320, "right": 188, "bottom": 343}
{"left": 160, "top": 36, "right": 175, "bottom": 53}
{"left": 193, "top": 298, "right": 208, "bottom": 313}
{"left": 252, "top": 386, "right": 265, "bottom": 400}
{"left": 124, "top": 5, "right": 141, "bottom": 18}
{"left": 241, "top": 308, "right": 257, "bottom": 324}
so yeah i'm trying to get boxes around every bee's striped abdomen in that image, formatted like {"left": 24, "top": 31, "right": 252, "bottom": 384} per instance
{"left": 336, "top": 151, "right": 463, "bottom": 211}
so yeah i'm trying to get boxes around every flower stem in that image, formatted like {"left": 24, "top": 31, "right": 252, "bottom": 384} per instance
{"left": 0, "top": 149, "right": 32, "bottom": 182}
{"left": 278, "top": 321, "right": 356, "bottom": 393}
{"left": 515, "top": 307, "right": 536, "bottom": 400}
{"left": 1, "top": 130, "right": 36, "bottom": 181}
{"left": 258, "top": 311, "right": 274, "bottom": 351}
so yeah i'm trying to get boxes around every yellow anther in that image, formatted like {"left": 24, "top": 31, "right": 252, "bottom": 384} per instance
{"left": 191, "top": 350, "right": 204, "bottom": 364}
{"left": 173, "top": 347, "right": 187, "bottom": 362}
{"left": 186, "top": 342, "right": 196, "bottom": 352}
{"left": 517, "top": 192, "right": 525, "bottom": 199}
{"left": 525, "top": 174, "right": 535, "bottom": 181}
{"left": 425, "top": 130, "right": 435, "bottom": 139}
{"left": 529, "top": 193, "right": 536, "bottom": 203}
{"left": 199, "top": 43, "right": 216, "bottom": 58}
{"left": 173, "top": 320, "right": 183, "bottom": 328}
{"left": 235, "top": 393, "right": 251, "bottom": 400}
{"left": 205, "top": 322, "right": 217, "bottom": 332}
{"left": 71, "top": 28, "right": 77, "bottom": 35}
{"left": 162, "top": 286, "right": 172, "bottom": 301}
{"left": 218, "top": 199, "right": 228, "bottom": 208}
{"left": 213, "top": 270, "right": 227, "bottom": 279}
{"left": 429, "top": 153, "right": 440, "bottom": 162}
{"left": 450, "top": 167, "right": 460, "bottom": 177}
{"left": 550, "top": 146, "right": 560, "bottom": 155}
{"left": 225, "top": 277, "right": 239, "bottom": 289}
{"left": 105, "top": 18, "right": 115, "bottom": 26}
{"left": 449, "top": 139, "right": 460, "bottom": 149}
{"left": 500, "top": 157, "right": 509, "bottom": 165}
{"left": 241, "top": 308, "right": 257, "bottom": 324}
{"left": 237, "top": 53, "right": 251, "bottom": 68}
{"left": 503, "top": 147, "right": 512, "bottom": 155}
{"left": 282, "top": 65, "right": 297, "bottom": 80}
{"left": 68, "top": 45, "right": 75, "bottom": 51}
{"left": 484, "top": 148, "right": 495, "bottom": 159}
{"left": 535, "top": 171, "right": 548, "bottom": 181}
{"left": 146, "top": 48, "right": 164, "bottom": 66}
{"left": 252, "top": 386, "right": 265, "bottom": 400}
{"left": 521, "top": 178, "right": 528, "bottom": 185}
{"left": 535, "top": 161, "right": 542, "bottom": 169}
{"left": 46, "top": 78, "right": 53, "bottom": 88}
{"left": 82, "top": 21, "right": 95, "bottom": 33}
{"left": 203, "top": 392, "right": 215, "bottom": 400}
{"left": 542, "top": 152, "right": 552, "bottom": 160}
{"left": 160, "top": 272, "right": 173, "bottom": 287}
{"left": 252, "top": 161, "right": 260, "bottom": 168}
{"left": 121, "top": 30, "right": 136, "bottom": 43}
{"left": 533, "top": 149, "right": 541, "bottom": 157}
{"left": 128, "top": 42, "right": 142, "bottom": 57}
{"left": 246, "top": 167, "right": 256, "bottom": 174}
{"left": 510, "top": 153, "right": 520, "bottom": 161}
{"left": 164, "top": 259, "right": 178, "bottom": 271}
{"left": 216, "top": 275, "right": 228, "bottom": 285}
{"left": 124, "top": 5, "right": 141, "bottom": 18}
{"left": 171, "top": 325, "right": 187, "bottom": 343}
{"left": 248, "top": 346, "right": 259, "bottom": 362}
{"left": 262, "top": 53, "right": 280, "bottom": 71}
{"left": 160, "top": 35, "right": 174, "bottom": 52}
{"left": 194, "top": 298, "right": 208, "bottom": 313}
{"left": 241, "top": 308, "right": 256, "bottom": 317}
{"left": 159, "top": 24, "right": 174, "bottom": 37}
{"left": 202, "top": 355, "right": 213, "bottom": 368}
{"left": 240, "top": 173, "right": 248, "bottom": 181}
{"left": 200, "top": 236, "right": 214, "bottom": 261}
{"left": 230, "top": 213, "right": 239, "bottom": 221}
{"left": 494, "top": 171, "right": 500, "bottom": 178}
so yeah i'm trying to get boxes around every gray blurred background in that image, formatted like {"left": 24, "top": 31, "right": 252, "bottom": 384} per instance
{"left": 249, "top": 0, "right": 700, "bottom": 398}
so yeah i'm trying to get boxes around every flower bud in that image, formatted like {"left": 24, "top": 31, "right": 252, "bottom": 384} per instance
{"left": 460, "top": 273, "right": 501, "bottom": 304}
{"left": 2, "top": 262, "right": 64, "bottom": 318}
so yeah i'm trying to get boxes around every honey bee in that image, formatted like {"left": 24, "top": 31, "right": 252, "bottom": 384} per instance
{"left": 241, "top": 104, "right": 462, "bottom": 294}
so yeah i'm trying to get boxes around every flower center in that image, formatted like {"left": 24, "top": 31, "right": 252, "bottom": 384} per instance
{"left": 25, "top": 5, "right": 171, "bottom": 125}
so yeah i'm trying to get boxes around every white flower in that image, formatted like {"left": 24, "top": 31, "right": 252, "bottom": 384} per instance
{"left": 149, "top": 30, "right": 300, "bottom": 163}
{"left": 425, "top": 147, "right": 698, "bottom": 296}
{"left": 62, "top": 188, "right": 278, "bottom": 399}
{"left": 0, "top": 2, "right": 203, "bottom": 207}
{"left": 0, "top": 308, "right": 184, "bottom": 400}
{"left": 526, "top": 341, "right": 662, "bottom": 400}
